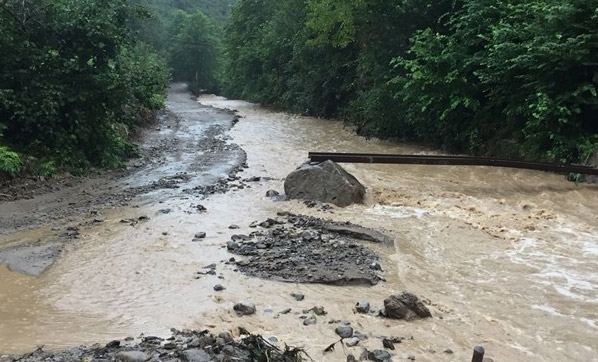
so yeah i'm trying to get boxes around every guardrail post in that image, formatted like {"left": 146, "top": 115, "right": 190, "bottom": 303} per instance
{"left": 471, "top": 345, "right": 485, "bottom": 362}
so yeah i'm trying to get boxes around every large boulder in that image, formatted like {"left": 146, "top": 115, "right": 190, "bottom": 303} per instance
{"left": 284, "top": 160, "right": 365, "bottom": 207}
{"left": 382, "top": 292, "right": 432, "bottom": 321}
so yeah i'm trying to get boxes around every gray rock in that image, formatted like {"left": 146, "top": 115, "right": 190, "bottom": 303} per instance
{"left": 382, "top": 338, "right": 395, "bottom": 350}
{"left": 182, "top": 349, "right": 213, "bottom": 362}
{"left": 303, "top": 315, "right": 317, "bottom": 326}
{"left": 382, "top": 292, "right": 431, "bottom": 321}
{"left": 443, "top": 348, "right": 453, "bottom": 354}
{"left": 266, "top": 190, "right": 280, "bottom": 197}
{"left": 356, "top": 301, "right": 370, "bottom": 313}
{"left": 291, "top": 293, "right": 305, "bottom": 301}
{"left": 227, "top": 241, "right": 239, "bottom": 250}
{"left": 218, "top": 331, "right": 234, "bottom": 343}
{"left": 229, "top": 224, "right": 240, "bottom": 229}
{"left": 345, "top": 337, "right": 360, "bottom": 347}
{"left": 368, "top": 350, "right": 392, "bottom": 362}
{"left": 335, "top": 325, "right": 354, "bottom": 338}
{"left": 284, "top": 160, "right": 365, "bottom": 207}
{"left": 213, "top": 284, "right": 225, "bottom": 291}
{"left": 233, "top": 301, "right": 256, "bottom": 316}
{"left": 194, "top": 232, "right": 206, "bottom": 239}
{"left": 115, "top": 351, "right": 150, "bottom": 362}
{"left": 280, "top": 308, "right": 292, "bottom": 314}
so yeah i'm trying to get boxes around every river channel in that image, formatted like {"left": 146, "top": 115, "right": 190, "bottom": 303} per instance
{"left": 1, "top": 86, "right": 597, "bottom": 362}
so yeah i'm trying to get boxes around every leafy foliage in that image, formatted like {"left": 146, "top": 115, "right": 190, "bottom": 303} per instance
{"left": 0, "top": 146, "right": 21, "bottom": 177}
{"left": 0, "top": 0, "right": 169, "bottom": 171}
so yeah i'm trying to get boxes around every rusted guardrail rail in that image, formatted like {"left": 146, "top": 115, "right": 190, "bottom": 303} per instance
{"left": 309, "top": 152, "right": 598, "bottom": 175}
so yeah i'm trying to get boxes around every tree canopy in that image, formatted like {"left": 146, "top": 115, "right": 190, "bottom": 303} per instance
{"left": 222, "top": 0, "right": 598, "bottom": 163}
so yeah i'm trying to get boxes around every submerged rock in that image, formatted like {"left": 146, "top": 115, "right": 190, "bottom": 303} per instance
{"left": 284, "top": 160, "right": 365, "bottom": 207}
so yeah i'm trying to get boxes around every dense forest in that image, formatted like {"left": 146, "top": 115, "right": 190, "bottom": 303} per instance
{"left": 223, "top": 0, "right": 598, "bottom": 164}
{"left": 1, "top": 0, "right": 597, "bottom": 178}
{"left": 0, "top": 0, "right": 232, "bottom": 177}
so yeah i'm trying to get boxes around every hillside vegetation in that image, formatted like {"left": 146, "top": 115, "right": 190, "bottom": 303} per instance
{"left": 222, "top": 0, "right": 598, "bottom": 163}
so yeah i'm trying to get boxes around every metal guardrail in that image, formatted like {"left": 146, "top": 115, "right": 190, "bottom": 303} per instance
{"left": 308, "top": 152, "right": 598, "bottom": 175}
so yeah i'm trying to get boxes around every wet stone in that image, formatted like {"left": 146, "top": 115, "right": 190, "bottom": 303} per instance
{"left": 355, "top": 300, "right": 370, "bottom": 313}
{"left": 266, "top": 190, "right": 280, "bottom": 197}
{"left": 105, "top": 340, "right": 121, "bottom": 348}
{"left": 335, "top": 325, "right": 354, "bottom": 338}
{"left": 194, "top": 232, "right": 207, "bottom": 239}
{"left": 213, "top": 284, "right": 225, "bottom": 291}
{"left": 182, "top": 349, "right": 212, "bottom": 362}
{"left": 368, "top": 350, "right": 392, "bottom": 362}
{"left": 382, "top": 338, "right": 395, "bottom": 350}
{"left": 303, "top": 315, "right": 317, "bottom": 326}
{"left": 228, "top": 224, "right": 240, "bottom": 229}
{"left": 115, "top": 351, "right": 150, "bottom": 362}
{"left": 233, "top": 301, "right": 256, "bottom": 316}
{"left": 345, "top": 337, "right": 360, "bottom": 347}
{"left": 291, "top": 293, "right": 305, "bottom": 301}
{"left": 443, "top": 348, "right": 454, "bottom": 354}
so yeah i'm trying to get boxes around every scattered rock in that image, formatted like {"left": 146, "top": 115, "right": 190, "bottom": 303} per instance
{"left": 182, "top": 349, "right": 212, "bottom": 362}
{"left": 382, "top": 338, "right": 395, "bottom": 350}
{"left": 345, "top": 337, "right": 360, "bottom": 347}
{"left": 233, "top": 301, "right": 256, "bottom": 316}
{"left": 335, "top": 325, "right": 354, "bottom": 339}
{"left": 115, "top": 351, "right": 150, "bottom": 362}
{"left": 194, "top": 232, "right": 207, "bottom": 239}
{"left": 443, "top": 348, "right": 453, "bottom": 354}
{"left": 291, "top": 293, "right": 305, "bottom": 301}
{"left": 303, "top": 306, "right": 327, "bottom": 315}
{"left": 266, "top": 190, "right": 280, "bottom": 197}
{"left": 105, "top": 340, "right": 121, "bottom": 348}
{"left": 229, "top": 224, "right": 240, "bottom": 229}
{"left": 213, "top": 284, "right": 225, "bottom": 291}
{"left": 355, "top": 301, "right": 370, "bottom": 313}
{"left": 303, "top": 315, "right": 317, "bottom": 326}
{"left": 284, "top": 160, "right": 366, "bottom": 207}
{"left": 382, "top": 292, "right": 432, "bottom": 321}
{"left": 368, "top": 349, "right": 392, "bottom": 362}
{"left": 280, "top": 308, "right": 292, "bottom": 314}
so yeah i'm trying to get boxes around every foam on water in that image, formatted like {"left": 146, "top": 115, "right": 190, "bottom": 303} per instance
{"left": 366, "top": 204, "right": 428, "bottom": 219}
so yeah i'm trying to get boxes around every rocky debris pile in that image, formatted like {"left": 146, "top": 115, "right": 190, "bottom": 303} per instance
{"left": 225, "top": 213, "right": 389, "bottom": 285}
{"left": 284, "top": 160, "right": 366, "bottom": 207}
{"left": 0, "top": 328, "right": 308, "bottom": 362}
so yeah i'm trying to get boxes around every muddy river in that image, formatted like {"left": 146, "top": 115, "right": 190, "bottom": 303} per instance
{"left": 1, "top": 85, "right": 597, "bottom": 362}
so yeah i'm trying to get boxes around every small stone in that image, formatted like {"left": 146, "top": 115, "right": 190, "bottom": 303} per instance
{"left": 266, "top": 190, "right": 280, "bottom": 197}
{"left": 345, "top": 337, "right": 360, "bottom": 347}
{"left": 335, "top": 325, "right": 354, "bottom": 338}
{"left": 194, "top": 232, "right": 207, "bottom": 239}
{"left": 280, "top": 308, "right": 292, "bottom": 314}
{"left": 355, "top": 301, "right": 370, "bottom": 313}
{"left": 115, "top": 351, "right": 150, "bottom": 362}
{"left": 213, "top": 284, "right": 225, "bottom": 291}
{"left": 443, "top": 348, "right": 453, "bottom": 354}
{"left": 105, "top": 340, "right": 120, "bottom": 348}
{"left": 368, "top": 350, "right": 392, "bottom": 362}
{"left": 234, "top": 301, "right": 256, "bottom": 316}
{"left": 267, "top": 336, "right": 279, "bottom": 344}
{"left": 382, "top": 338, "right": 395, "bottom": 350}
{"left": 218, "top": 332, "right": 234, "bottom": 343}
{"left": 227, "top": 241, "right": 239, "bottom": 250}
{"left": 229, "top": 224, "right": 240, "bottom": 229}
{"left": 303, "top": 315, "right": 317, "bottom": 326}
{"left": 182, "top": 349, "right": 212, "bottom": 362}
{"left": 347, "top": 355, "right": 358, "bottom": 362}
{"left": 291, "top": 293, "right": 305, "bottom": 301}
{"left": 163, "top": 341, "right": 176, "bottom": 349}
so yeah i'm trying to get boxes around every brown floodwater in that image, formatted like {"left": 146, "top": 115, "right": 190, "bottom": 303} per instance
{"left": 1, "top": 93, "right": 597, "bottom": 362}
